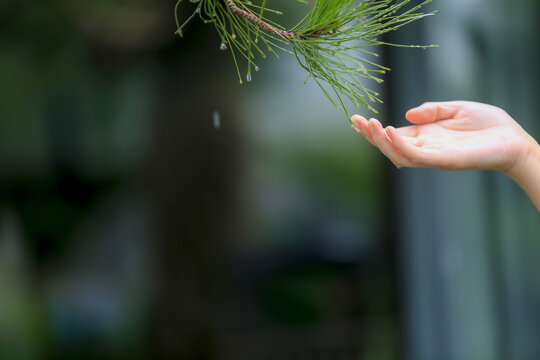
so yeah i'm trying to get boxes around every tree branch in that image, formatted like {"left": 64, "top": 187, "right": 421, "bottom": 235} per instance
{"left": 177, "top": 0, "right": 437, "bottom": 115}
{"left": 224, "top": 0, "right": 297, "bottom": 41}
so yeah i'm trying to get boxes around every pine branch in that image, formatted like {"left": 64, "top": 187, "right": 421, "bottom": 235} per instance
{"left": 175, "top": 0, "right": 437, "bottom": 121}
{"left": 223, "top": 0, "right": 339, "bottom": 40}
{"left": 224, "top": 0, "right": 296, "bottom": 40}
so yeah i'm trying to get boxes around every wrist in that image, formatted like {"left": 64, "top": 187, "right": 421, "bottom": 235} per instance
{"left": 506, "top": 135, "right": 540, "bottom": 211}
{"left": 507, "top": 136, "right": 540, "bottom": 181}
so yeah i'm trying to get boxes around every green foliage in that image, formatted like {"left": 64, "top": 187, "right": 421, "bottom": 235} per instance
{"left": 175, "top": 0, "right": 436, "bottom": 118}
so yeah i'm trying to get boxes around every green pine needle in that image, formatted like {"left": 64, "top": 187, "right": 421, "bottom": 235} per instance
{"left": 175, "top": 0, "right": 436, "bottom": 120}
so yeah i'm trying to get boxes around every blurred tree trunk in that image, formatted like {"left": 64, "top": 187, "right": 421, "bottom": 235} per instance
{"left": 144, "top": 34, "right": 242, "bottom": 359}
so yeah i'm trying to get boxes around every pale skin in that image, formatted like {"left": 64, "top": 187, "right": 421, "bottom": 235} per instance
{"left": 351, "top": 101, "right": 540, "bottom": 211}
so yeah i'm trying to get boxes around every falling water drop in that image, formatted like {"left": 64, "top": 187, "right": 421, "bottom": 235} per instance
{"left": 220, "top": 43, "right": 227, "bottom": 51}
{"left": 247, "top": 75, "right": 252, "bottom": 82}
{"left": 213, "top": 111, "right": 221, "bottom": 130}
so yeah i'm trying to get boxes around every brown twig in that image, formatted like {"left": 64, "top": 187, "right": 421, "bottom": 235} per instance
{"left": 224, "top": 0, "right": 298, "bottom": 41}
{"left": 224, "top": 0, "right": 339, "bottom": 42}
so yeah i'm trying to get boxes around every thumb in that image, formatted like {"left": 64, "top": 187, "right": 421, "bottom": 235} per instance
{"left": 406, "top": 102, "right": 461, "bottom": 124}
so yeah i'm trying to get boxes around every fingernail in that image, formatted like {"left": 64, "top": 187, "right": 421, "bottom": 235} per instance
{"left": 386, "top": 126, "right": 397, "bottom": 140}
{"left": 384, "top": 127, "right": 392, "bottom": 141}
{"left": 351, "top": 123, "right": 361, "bottom": 134}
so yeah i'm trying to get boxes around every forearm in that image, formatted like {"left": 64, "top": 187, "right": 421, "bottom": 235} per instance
{"left": 507, "top": 137, "right": 540, "bottom": 211}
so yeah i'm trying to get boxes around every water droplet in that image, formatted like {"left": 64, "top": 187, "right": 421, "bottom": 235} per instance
{"left": 255, "top": 38, "right": 259, "bottom": 43}
{"left": 231, "top": 34, "right": 236, "bottom": 39}
{"left": 220, "top": 43, "right": 227, "bottom": 51}
{"left": 195, "top": 8, "right": 200, "bottom": 13}
{"left": 247, "top": 75, "right": 252, "bottom": 82}
{"left": 213, "top": 111, "right": 221, "bottom": 130}
{"left": 175, "top": 29, "right": 183, "bottom": 37}
{"left": 255, "top": 66, "right": 260, "bottom": 72}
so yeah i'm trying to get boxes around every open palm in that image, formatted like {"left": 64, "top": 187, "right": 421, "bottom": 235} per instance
{"left": 352, "top": 101, "right": 532, "bottom": 174}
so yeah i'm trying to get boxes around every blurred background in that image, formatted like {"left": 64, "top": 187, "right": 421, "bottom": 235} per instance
{"left": 0, "top": 0, "right": 539, "bottom": 359}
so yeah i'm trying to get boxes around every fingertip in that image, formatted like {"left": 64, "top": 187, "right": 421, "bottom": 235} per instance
{"left": 386, "top": 126, "right": 397, "bottom": 137}
{"left": 406, "top": 102, "right": 461, "bottom": 124}
{"left": 404, "top": 108, "right": 415, "bottom": 118}
{"left": 386, "top": 126, "right": 402, "bottom": 144}
{"left": 386, "top": 128, "right": 424, "bottom": 165}
{"left": 350, "top": 114, "right": 364, "bottom": 126}
{"left": 368, "top": 118, "right": 382, "bottom": 130}
{"left": 351, "top": 115, "right": 365, "bottom": 134}
{"left": 367, "top": 119, "right": 377, "bottom": 134}
{"left": 405, "top": 107, "right": 426, "bottom": 124}
{"left": 370, "top": 119, "right": 393, "bottom": 145}
{"left": 386, "top": 125, "right": 405, "bottom": 146}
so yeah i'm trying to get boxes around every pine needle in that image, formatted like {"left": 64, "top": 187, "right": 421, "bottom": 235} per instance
{"left": 175, "top": 0, "right": 437, "bottom": 120}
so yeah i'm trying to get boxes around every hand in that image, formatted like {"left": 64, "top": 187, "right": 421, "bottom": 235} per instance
{"left": 351, "top": 101, "right": 540, "bottom": 211}
{"left": 352, "top": 101, "right": 532, "bottom": 174}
